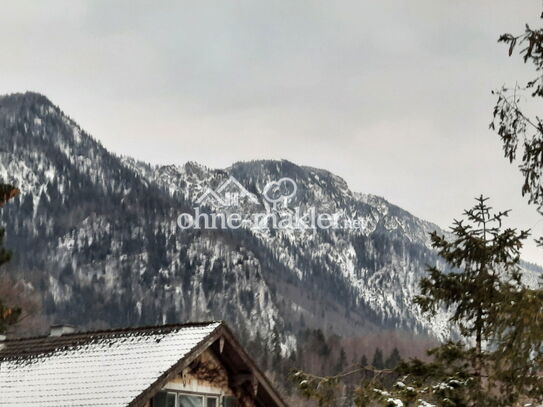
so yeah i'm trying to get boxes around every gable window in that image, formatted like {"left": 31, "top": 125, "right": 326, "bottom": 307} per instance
{"left": 178, "top": 394, "right": 203, "bottom": 407}
{"left": 152, "top": 392, "right": 221, "bottom": 407}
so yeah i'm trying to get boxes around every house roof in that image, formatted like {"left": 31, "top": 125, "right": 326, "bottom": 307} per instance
{"left": 0, "top": 322, "right": 288, "bottom": 407}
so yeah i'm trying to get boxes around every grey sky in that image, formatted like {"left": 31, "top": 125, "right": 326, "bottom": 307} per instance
{"left": 2, "top": 1, "right": 543, "bottom": 262}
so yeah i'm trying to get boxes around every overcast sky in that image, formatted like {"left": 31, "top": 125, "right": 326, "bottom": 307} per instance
{"left": 2, "top": 1, "right": 543, "bottom": 263}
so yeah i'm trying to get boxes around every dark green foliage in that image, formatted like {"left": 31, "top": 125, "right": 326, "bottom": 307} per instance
{"left": 404, "top": 197, "right": 532, "bottom": 406}
{"left": 359, "top": 354, "right": 368, "bottom": 368}
{"left": 491, "top": 18, "right": 543, "bottom": 223}
{"left": 394, "top": 342, "right": 477, "bottom": 407}
{"left": 371, "top": 348, "right": 385, "bottom": 370}
{"left": 492, "top": 279, "right": 543, "bottom": 402}
{"left": 335, "top": 347, "right": 347, "bottom": 374}
{"left": 0, "top": 183, "right": 21, "bottom": 334}
{"left": 385, "top": 348, "right": 401, "bottom": 369}
{"left": 415, "top": 196, "right": 528, "bottom": 366}
{"left": 0, "top": 228, "right": 11, "bottom": 268}
{"left": 291, "top": 370, "right": 339, "bottom": 407}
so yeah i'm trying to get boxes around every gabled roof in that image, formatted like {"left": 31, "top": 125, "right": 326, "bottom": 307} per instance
{"left": 216, "top": 177, "right": 259, "bottom": 204}
{"left": 195, "top": 188, "right": 227, "bottom": 206}
{"left": 0, "top": 322, "right": 288, "bottom": 407}
{"left": 194, "top": 177, "right": 260, "bottom": 208}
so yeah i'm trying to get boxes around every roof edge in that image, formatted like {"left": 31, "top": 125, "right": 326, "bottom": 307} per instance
{"left": 1, "top": 321, "right": 223, "bottom": 343}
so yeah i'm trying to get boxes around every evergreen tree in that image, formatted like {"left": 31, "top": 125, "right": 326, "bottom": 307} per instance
{"left": 359, "top": 354, "right": 368, "bottom": 368}
{"left": 371, "top": 347, "right": 384, "bottom": 370}
{"left": 385, "top": 348, "right": 401, "bottom": 369}
{"left": 335, "top": 347, "right": 347, "bottom": 374}
{"left": 379, "top": 197, "right": 532, "bottom": 407}
{"left": 271, "top": 326, "right": 282, "bottom": 366}
{"left": 0, "top": 183, "right": 21, "bottom": 334}
{"left": 415, "top": 196, "right": 528, "bottom": 378}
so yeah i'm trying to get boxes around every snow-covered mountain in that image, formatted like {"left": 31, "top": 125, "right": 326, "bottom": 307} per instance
{"left": 0, "top": 92, "right": 472, "bottom": 356}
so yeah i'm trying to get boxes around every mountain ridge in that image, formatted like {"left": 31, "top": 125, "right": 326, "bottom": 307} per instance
{"left": 0, "top": 92, "right": 539, "bottom": 372}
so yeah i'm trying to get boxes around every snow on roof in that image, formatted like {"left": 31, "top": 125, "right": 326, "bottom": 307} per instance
{"left": 0, "top": 322, "right": 221, "bottom": 407}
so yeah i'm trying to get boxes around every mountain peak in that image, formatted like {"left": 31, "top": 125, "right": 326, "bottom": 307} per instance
{"left": 181, "top": 161, "right": 210, "bottom": 176}
{"left": 0, "top": 91, "right": 53, "bottom": 108}
{"left": 0, "top": 92, "right": 60, "bottom": 124}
